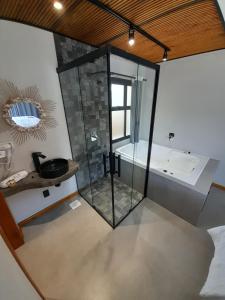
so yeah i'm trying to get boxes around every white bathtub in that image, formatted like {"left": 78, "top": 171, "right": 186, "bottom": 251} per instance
{"left": 115, "top": 140, "right": 209, "bottom": 186}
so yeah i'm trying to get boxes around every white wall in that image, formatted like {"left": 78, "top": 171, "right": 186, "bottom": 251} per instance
{"left": 218, "top": 0, "right": 225, "bottom": 20}
{"left": 154, "top": 49, "right": 225, "bottom": 185}
{"left": 0, "top": 20, "right": 77, "bottom": 222}
{"left": 0, "top": 236, "right": 42, "bottom": 300}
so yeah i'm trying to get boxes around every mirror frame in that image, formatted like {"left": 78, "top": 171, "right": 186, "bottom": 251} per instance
{"left": 0, "top": 80, "right": 57, "bottom": 144}
{"left": 3, "top": 97, "right": 44, "bottom": 131}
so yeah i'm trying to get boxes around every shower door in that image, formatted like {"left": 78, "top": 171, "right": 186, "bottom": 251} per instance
{"left": 109, "top": 52, "right": 159, "bottom": 225}
{"left": 109, "top": 54, "right": 141, "bottom": 225}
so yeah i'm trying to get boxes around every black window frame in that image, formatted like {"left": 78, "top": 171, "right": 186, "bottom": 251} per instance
{"left": 111, "top": 77, "right": 132, "bottom": 143}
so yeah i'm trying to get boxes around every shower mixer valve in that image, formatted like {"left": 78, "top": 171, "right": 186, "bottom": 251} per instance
{"left": 90, "top": 129, "right": 98, "bottom": 142}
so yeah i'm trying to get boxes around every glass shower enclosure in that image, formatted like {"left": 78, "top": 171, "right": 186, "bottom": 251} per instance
{"left": 58, "top": 46, "right": 160, "bottom": 228}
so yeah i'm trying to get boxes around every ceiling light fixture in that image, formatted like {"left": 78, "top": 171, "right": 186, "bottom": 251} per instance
{"left": 162, "top": 49, "right": 168, "bottom": 62}
{"left": 53, "top": 1, "right": 63, "bottom": 10}
{"left": 128, "top": 26, "right": 135, "bottom": 46}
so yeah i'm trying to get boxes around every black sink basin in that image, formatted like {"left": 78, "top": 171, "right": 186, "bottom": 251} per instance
{"left": 39, "top": 159, "right": 69, "bottom": 179}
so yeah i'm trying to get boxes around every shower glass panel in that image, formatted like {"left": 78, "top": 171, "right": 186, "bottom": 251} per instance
{"left": 59, "top": 67, "right": 93, "bottom": 206}
{"left": 77, "top": 55, "right": 113, "bottom": 225}
{"left": 58, "top": 46, "right": 160, "bottom": 228}
{"left": 131, "top": 65, "right": 157, "bottom": 208}
{"left": 59, "top": 54, "right": 114, "bottom": 225}
{"left": 110, "top": 54, "right": 143, "bottom": 224}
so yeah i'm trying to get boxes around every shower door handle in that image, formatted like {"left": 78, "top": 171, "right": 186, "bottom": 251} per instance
{"left": 103, "top": 152, "right": 120, "bottom": 177}
{"left": 103, "top": 152, "right": 113, "bottom": 176}
{"left": 110, "top": 152, "right": 120, "bottom": 177}
{"left": 103, "top": 153, "right": 109, "bottom": 177}
{"left": 117, "top": 154, "right": 121, "bottom": 177}
{"left": 111, "top": 152, "right": 116, "bottom": 175}
{"left": 107, "top": 152, "right": 114, "bottom": 176}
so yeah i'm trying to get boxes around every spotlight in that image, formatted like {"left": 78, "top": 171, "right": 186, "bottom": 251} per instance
{"left": 128, "top": 26, "right": 135, "bottom": 46}
{"left": 53, "top": 1, "right": 63, "bottom": 10}
{"left": 162, "top": 49, "right": 168, "bottom": 62}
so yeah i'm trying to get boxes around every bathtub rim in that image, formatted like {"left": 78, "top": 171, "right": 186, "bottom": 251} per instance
{"left": 115, "top": 142, "right": 219, "bottom": 195}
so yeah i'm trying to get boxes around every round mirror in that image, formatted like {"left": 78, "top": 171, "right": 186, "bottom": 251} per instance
{"left": 0, "top": 80, "right": 57, "bottom": 144}
{"left": 8, "top": 100, "right": 41, "bottom": 128}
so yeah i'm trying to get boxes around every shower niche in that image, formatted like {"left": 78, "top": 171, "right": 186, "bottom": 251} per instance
{"left": 58, "top": 46, "right": 160, "bottom": 228}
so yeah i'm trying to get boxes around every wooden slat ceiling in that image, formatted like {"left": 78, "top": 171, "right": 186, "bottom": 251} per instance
{"left": 0, "top": 0, "right": 225, "bottom": 63}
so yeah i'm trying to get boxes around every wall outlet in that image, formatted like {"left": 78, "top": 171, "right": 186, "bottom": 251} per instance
{"left": 43, "top": 189, "right": 50, "bottom": 198}
{"left": 0, "top": 150, "right": 6, "bottom": 159}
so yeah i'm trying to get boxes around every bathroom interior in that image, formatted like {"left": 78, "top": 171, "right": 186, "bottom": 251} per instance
{"left": 0, "top": 1, "right": 225, "bottom": 299}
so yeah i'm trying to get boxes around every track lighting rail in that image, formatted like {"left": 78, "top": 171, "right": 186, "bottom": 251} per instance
{"left": 87, "top": 0, "right": 170, "bottom": 52}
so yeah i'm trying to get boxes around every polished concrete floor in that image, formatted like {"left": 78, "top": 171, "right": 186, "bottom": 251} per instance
{"left": 17, "top": 197, "right": 213, "bottom": 300}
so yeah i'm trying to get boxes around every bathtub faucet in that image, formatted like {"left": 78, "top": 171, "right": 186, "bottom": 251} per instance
{"left": 169, "top": 132, "right": 175, "bottom": 140}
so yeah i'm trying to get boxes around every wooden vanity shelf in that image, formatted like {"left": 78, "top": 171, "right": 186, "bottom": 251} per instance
{"left": 0, "top": 160, "right": 79, "bottom": 197}
{"left": 0, "top": 159, "right": 79, "bottom": 249}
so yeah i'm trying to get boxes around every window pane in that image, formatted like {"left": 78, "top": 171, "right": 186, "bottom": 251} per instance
{"left": 111, "top": 84, "right": 124, "bottom": 107}
{"left": 112, "top": 111, "right": 124, "bottom": 140}
{"left": 127, "top": 86, "right": 132, "bottom": 106}
{"left": 126, "top": 110, "right": 130, "bottom": 136}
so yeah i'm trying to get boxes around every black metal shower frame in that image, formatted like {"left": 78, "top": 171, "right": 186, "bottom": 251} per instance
{"left": 57, "top": 45, "right": 160, "bottom": 228}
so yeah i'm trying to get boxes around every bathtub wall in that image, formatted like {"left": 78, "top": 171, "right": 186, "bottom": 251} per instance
{"left": 153, "top": 49, "right": 225, "bottom": 186}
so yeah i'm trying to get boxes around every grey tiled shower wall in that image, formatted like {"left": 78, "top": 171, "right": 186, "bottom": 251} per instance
{"left": 54, "top": 34, "right": 110, "bottom": 191}
{"left": 78, "top": 58, "right": 110, "bottom": 184}
{"left": 54, "top": 34, "right": 96, "bottom": 65}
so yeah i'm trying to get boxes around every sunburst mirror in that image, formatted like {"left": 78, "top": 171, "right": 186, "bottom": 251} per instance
{"left": 0, "top": 80, "right": 57, "bottom": 144}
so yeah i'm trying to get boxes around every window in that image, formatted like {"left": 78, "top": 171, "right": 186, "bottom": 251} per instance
{"left": 111, "top": 78, "right": 132, "bottom": 142}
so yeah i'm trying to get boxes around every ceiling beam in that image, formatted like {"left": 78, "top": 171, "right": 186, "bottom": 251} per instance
{"left": 86, "top": 0, "right": 170, "bottom": 51}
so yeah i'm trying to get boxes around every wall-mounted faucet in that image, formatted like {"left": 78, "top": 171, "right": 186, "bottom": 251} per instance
{"left": 32, "top": 152, "right": 46, "bottom": 173}
{"left": 169, "top": 132, "right": 175, "bottom": 141}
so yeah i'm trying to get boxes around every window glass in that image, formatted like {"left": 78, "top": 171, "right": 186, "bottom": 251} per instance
{"left": 127, "top": 86, "right": 132, "bottom": 106}
{"left": 111, "top": 84, "right": 124, "bottom": 107}
{"left": 112, "top": 111, "right": 124, "bottom": 140}
{"left": 126, "top": 110, "right": 131, "bottom": 136}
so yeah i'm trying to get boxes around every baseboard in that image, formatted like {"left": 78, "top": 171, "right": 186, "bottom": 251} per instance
{"left": 18, "top": 191, "right": 78, "bottom": 227}
{"left": 212, "top": 182, "right": 225, "bottom": 191}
